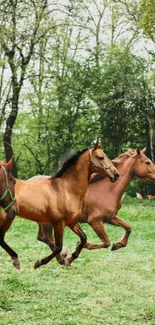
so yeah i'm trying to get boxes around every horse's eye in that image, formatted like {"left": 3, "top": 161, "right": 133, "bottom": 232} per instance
{"left": 146, "top": 161, "right": 150, "bottom": 165}
{"left": 98, "top": 156, "right": 104, "bottom": 161}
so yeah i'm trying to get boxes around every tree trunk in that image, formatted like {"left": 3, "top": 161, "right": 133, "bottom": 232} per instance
{"left": 3, "top": 89, "right": 19, "bottom": 177}
{"left": 146, "top": 115, "right": 154, "bottom": 162}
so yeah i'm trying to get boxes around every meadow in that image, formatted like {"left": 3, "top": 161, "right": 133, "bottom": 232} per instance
{"left": 0, "top": 197, "right": 155, "bottom": 325}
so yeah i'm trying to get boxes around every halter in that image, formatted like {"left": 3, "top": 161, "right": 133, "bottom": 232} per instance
{"left": 89, "top": 149, "right": 113, "bottom": 171}
{"left": 0, "top": 165, "right": 16, "bottom": 211}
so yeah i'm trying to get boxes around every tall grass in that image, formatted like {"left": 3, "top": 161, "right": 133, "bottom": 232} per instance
{"left": 0, "top": 198, "right": 155, "bottom": 325}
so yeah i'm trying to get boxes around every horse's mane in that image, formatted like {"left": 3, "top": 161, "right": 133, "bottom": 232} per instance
{"left": 55, "top": 148, "right": 88, "bottom": 178}
{"left": 112, "top": 149, "right": 137, "bottom": 165}
{"left": 0, "top": 160, "right": 6, "bottom": 167}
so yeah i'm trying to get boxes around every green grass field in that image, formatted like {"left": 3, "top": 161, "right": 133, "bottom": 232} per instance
{"left": 0, "top": 197, "right": 155, "bottom": 325}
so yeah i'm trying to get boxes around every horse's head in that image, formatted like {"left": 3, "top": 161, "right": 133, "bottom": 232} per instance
{"left": 132, "top": 148, "right": 155, "bottom": 183}
{"left": 90, "top": 141, "right": 119, "bottom": 182}
{"left": 0, "top": 157, "right": 18, "bottom": 219}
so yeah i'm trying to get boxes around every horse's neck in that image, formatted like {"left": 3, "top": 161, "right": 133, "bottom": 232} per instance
{"left": 15, "top": 178, "right": 25, "bottom": 186}
{"left": 15, "top": 178, "right": 27, "bottom": 191}
{"left": 64, "top": 152, "right": 91, "bottom": 198}
{"left": 112, "top": 157, "right": 135, "bottom": 198}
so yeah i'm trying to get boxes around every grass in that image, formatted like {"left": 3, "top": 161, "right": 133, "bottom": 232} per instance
{"left": 0, "top": 197, "right": 155, "bottom": 325}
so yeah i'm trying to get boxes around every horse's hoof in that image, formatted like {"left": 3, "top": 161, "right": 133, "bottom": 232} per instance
{"left": 13, "top": 262, "right": 20, "bottom": 270}
{"left": 56, "top": 255, "right": 66, "bottom": 265}
{"left": 13, "top": 263, "right": 20, "bottom": 270}
{"left": 111, "top": 243, "right": 117, "bottom": 251}
{"left": 61, "top": 247, "right": 69, "bottom": 258}
{"left": 64, "top": 257, "right": 71, "bottom": 266}
{"left": 12, "top": 257, "right": 20, "bottom": 270}
{"left": 34, "top": 260, "right": 41, "bottom": 269}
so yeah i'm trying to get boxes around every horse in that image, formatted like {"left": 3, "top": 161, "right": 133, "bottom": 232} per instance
{"left": 24, "top": 147, "right": 155, "bottom": 257}
{"left": 146, "top": 194, "right": 155, "bottom": 200}
{"left": 0, "top": 142, "right": 119, "bottom": 269}
{"left": 0, "top": 158, "right": 18, "bottom": 221}
{"left": 136, "top": 192, "right": 144, "bottom": 200}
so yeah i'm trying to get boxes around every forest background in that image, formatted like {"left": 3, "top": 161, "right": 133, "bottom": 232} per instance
{"left": 0, "top": 0, "right": 155, "bottom": 197}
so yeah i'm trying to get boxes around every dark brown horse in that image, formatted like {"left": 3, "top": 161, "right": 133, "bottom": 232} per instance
{"left": 0, "top": 158, "right": 18, "bottom": 222}
{"left": 0, "top": 142, "right": 119, "bottom": 269}
{"left": 26, "top": 147, "right": 155, "bottom": 257}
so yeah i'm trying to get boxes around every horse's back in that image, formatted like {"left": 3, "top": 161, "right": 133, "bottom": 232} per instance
{"left": 28, "top": 175, "right": 51, "bottom": 182}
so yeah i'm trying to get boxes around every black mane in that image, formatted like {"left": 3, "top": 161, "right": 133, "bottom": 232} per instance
{"left": 55, "top": 148, "right": 88, "bottom": 178}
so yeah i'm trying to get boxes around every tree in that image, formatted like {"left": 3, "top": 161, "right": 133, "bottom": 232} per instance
{"left": 0, "top": 0, "right": 48, "bottom": 175}
{"left": 137, "top": 0, "right": 155, "bottom": 161}
{"left": 138, "top": 0, "right": 155, "bottom": 42}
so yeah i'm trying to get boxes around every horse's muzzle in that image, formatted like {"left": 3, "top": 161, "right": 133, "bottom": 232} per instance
{"left": 110, "top": 171, "right": 119, "bottom": 183}
{"left": 6, "top": 206, "right": 18, "bottom": 220}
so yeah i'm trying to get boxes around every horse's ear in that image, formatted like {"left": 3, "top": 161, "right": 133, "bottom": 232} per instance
{"left": 93, "top": 139, "right": 101, "bottom": 150}
{"left": 112, "top": 158, "right": 121, "bottom": 166}
{"left": 6, "top": 157, "right": 14, "bottom": 170}
{"left": 141, "top": 147, "right": 146, "bottom": 154}
{"left": 136, "top": 148, "right": 141, "bottom": 156}
{"left": 136, "top": 147, "right": 147, "bottom": 155}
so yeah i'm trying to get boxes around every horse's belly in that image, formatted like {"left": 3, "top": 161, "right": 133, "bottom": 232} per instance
{"left": 17, "top": 196, "right": 50, "bottom": 223}
{"left": 18, "top": 209, "right": 50, "bottom": 223}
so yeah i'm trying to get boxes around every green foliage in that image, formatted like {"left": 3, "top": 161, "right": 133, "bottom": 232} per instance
{"left": 13, "top": 59, "right": 102, "bottom": 177}
{"left": 12, "top": 42, "right": 155, "bottom": 186}
{"left": 0, "top": 0, "right": 155, "bottom": 200}
{"left": 86, "top": 44, "right": 150, "bottom": 158}
{"left": 126, "top": 179, "right": 142, "bottom": 197}
{"left": 138, "top": 0, "right": 155, "bottom": 40}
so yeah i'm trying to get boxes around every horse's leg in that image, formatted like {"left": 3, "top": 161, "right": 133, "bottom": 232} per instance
{"left": 84, "top": 218, "right": 111, "bottom": 250}
{"left": 34, "top": 221, "right": 66, "bottom": 269}
{"left": 37, "top": 223, "right": 68, "bottom": 264}
{"left": 37, "top": 223, "right": 56, "bottom": 252}
{"left": 66, "top": 221, "right": 87, "bottom": 265}
{"left": 0, "top": 220, "right": 20, "bottom": 269}
{"left": 108, "top": 215, "right": 131, "bottom": 250}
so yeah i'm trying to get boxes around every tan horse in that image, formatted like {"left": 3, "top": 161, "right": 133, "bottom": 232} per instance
{"left": 25, "top": 147, "right": 155, "bottom": 257}
{"left": 146, "top": 194, "right": 155, "bottom": 200}
{"left": 0, "top": 158, "right": 18, "bottom": 221}
{"left": 79, "top": 147, "right": 155, "bottom": 250}
{"left": 0, "top": 142, "right": 119, "bottom": 269}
